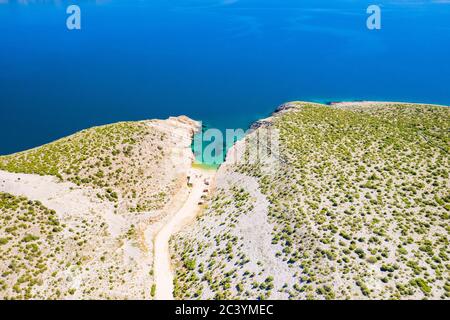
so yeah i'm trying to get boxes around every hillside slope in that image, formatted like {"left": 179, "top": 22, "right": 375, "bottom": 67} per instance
{"left": 0, "top": 116, "right": 199, "bottom": 299}
{"left": 171, "top": 102, "right": 450, "bottom": 300}
{"left": 0, "top": 117, "right": 197, "bottom": 213}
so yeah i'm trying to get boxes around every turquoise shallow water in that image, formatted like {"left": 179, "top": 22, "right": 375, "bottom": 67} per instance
{"left": 0, "top": 0, "right": 449, "bottom": 156}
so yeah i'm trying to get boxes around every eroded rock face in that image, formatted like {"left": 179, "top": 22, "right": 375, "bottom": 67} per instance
{"left": 249, "top": 120, "right": 273, "bottom": 131}
{"left": 0, "top": 116, "right": 199, "bottom": 300}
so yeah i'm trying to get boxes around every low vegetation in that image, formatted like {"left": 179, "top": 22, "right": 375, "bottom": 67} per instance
{"left": 172, "top": 102, "right": 450, "bottom": 300}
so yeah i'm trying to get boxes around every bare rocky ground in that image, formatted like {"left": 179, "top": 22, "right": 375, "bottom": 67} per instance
{"left": 0, "top": 116, "right": 198, "bottom": 299}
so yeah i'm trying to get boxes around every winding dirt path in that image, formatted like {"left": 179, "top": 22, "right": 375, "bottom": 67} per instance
{"left": 153, "top": 167, "right": 215, "bottom": 300}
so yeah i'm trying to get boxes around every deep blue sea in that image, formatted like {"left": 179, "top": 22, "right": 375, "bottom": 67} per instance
{"left": 1, "top": 0, "right": 449, "bottom": 155}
